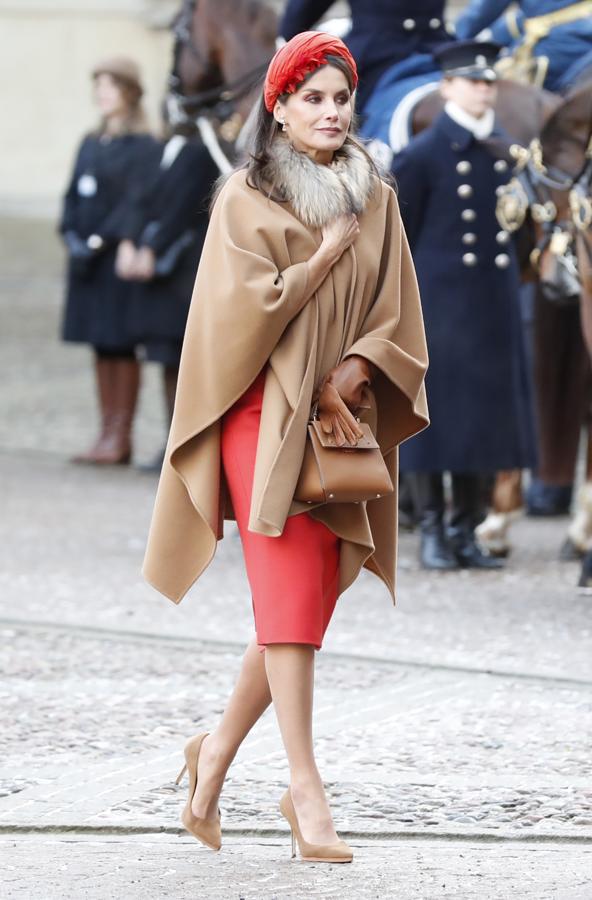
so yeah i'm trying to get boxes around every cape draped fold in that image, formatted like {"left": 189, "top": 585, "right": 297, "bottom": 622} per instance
{"left": 142, "top": 168, "right": 429, "bottom": 604}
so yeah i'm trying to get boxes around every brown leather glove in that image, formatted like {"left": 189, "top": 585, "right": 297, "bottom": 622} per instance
{"left": 316, "top": 381, "right": 364, "bottom": 447}
{"left": 322, "top": 355, "right": 374, "bottom": 411}
{"left": 316, "top": 356, "right": 374, "bottom": 447}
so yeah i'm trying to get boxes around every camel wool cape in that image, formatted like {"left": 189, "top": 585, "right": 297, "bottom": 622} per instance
{"left": 143, "top": 156, "right": 429, "bottom": 604}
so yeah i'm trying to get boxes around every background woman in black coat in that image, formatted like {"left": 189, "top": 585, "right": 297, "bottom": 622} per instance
{"left": 117, "top": 129, "right": 219, "bottom": 470}
{"left": 60, "top": 57, "right": 158, "bottom": 465}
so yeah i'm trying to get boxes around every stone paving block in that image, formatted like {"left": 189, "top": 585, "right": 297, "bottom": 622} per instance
{"left": 2, "top": 618, "right": 591, "bottom": 837}
{"left": 2, "top": 834, "right": 592, "bottom": 900}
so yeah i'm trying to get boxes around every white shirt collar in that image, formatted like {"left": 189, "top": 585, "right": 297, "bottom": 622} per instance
{"left": 444, "top": 101, "right": 495, "bottom": 140}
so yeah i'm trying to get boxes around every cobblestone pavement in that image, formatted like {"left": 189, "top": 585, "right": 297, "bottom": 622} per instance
{"left": 3, "top": 835, "right": 591, "bottom": 900}
{"left": 1, "top": 217, "right": 592, "bottom": 896}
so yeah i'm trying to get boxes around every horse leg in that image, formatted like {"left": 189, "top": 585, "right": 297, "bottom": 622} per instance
{"left": 529, "top": 286, "right": 589, "bottom": 508}
{"left": 571, "top": 246, "right": 592, "bottom": 576}
{"left": 578, "top": 547, "right": 592, "bottom": 590}
{"left": 475, "top": 471, "right": 524, "bottom": 558}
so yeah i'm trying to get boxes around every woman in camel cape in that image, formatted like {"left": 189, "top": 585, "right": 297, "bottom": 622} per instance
{"left": 143, "top": 31, "right": 429, "bottom": 862}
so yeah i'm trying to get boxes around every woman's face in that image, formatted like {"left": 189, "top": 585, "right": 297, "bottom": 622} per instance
{"left": 275, "top": 65, "right": 353, "bottom": 164}
{"left": 93, "top": 72, "right": 128, "bottom": 119}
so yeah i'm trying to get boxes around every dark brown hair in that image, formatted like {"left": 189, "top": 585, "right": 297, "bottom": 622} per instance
{"left": 212, "top": 56, "right": 379, "bottom": 207}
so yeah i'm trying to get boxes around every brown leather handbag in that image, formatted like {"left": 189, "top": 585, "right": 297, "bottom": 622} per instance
{"left": 294, "top": 418, "right": 394, "bottom": 504}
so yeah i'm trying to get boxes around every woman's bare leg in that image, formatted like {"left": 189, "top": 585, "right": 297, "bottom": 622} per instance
{"left": 264, "top": 643, "right": 339, "bottom": 845}
{"left": 191, "top": 635, "right": 272, "bottom": 818}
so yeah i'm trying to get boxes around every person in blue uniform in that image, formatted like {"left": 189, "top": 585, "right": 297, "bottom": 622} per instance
{"left": 279, "top": 0, "right": 451, "bottom": 113}
{"left": 117, "top": 129, "right": 219, "bottom": 471}
{"left": 455, "top": 0, "right": 592, "bottom": 92}
{"left": 60, "top": 57, "right": 158, "bottom": 465}
{"left": 392, "top": 40, "right": 535, "bottom": 570}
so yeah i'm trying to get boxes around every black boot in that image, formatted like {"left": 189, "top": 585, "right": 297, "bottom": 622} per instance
{"left": 526, "top": 478, "right": 573, "bottom": 517}
{"left": 416, "top": 474, "right": 459, "bottom": 570}
{"left": 578, "top": 551, "right": 592, "bottom": 589}
{"left": 449, "top": 473, "right": 504, "bottom": 570}
{"left": 398, "top": 473, "right": 420, "bottom": 531}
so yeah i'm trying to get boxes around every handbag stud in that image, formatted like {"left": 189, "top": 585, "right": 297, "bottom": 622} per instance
{"left": 329, "top": 493, "right": 334, "bottom": 499}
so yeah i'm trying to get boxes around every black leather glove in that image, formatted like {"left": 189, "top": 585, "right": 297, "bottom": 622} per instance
{"left": 64, "top": 231, "right": 94, "bottom": 259}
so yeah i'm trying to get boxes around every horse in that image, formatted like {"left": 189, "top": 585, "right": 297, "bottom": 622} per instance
{"left": 519, "top": 82, "right": 592, "bottom": 585}
{"left": 475, "top": 80, "right": 592, "bottom": 570}
{"left": 167, "top": 0, "right": 277, "bottom": 171}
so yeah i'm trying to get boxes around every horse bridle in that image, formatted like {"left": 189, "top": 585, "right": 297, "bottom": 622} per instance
{"left": 168, "top": 0, "right": 270, "bottom": 115}
{"left": 499, "top": 136, "right": 592, "bottom": 272}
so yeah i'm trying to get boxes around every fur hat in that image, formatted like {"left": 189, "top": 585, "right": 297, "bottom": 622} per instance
{"left": 92, "top": 56, "right": 144, "bottom": 96}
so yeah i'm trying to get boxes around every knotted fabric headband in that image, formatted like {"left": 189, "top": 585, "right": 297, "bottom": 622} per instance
{"left": 263, "top": 31, "right": 358, "bottom": 113}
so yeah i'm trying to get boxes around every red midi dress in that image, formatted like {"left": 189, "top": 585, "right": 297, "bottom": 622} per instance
{"left": 221, "top": 370, "right": 340, "bottom": 650}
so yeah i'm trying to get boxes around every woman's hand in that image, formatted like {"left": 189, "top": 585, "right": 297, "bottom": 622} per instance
{"left": 134, "top": 246, "right": 156, "bottom": 281}
{"left": 307, "top": 215, "right": 360, "bottom": 299}
{"left": 320, "top": 213, "right": 360, "bottom": 265}
{"left": 304, "top": 214, "right": 360, "bottom": 301}
{"left": 115, "top": 240, "right": 138, "bottom": 280}
{"left": 317, "top": 381, "right": 364, "bottom": 447}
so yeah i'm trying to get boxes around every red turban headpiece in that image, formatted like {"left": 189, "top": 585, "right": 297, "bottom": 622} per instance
{"left": 263, "top": 31, "right": 358, "bottom": 113}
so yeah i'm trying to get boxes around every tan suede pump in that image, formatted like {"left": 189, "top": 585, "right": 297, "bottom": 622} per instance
{"left": 175, "top": 732, "right": 221, "bottom": 851}
{"left": 279, "top": 789, "right": 353, "bottom": 863}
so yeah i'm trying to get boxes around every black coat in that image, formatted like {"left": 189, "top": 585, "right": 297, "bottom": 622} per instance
{"left": 279, "top": 0, "right": 449, "bottom": 108}
{"left": 124, "top": 137, "right": 219, "bottom": 356}
{"left": 60, "top": 132, "right": 159, "bottom": 350}
{"left": 391, "top": 111, "right": 535, "bottom": 474}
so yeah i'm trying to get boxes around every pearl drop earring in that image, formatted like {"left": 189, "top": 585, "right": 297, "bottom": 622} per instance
{"left": 280, "top": 119, "right": 287, "bottom": 131}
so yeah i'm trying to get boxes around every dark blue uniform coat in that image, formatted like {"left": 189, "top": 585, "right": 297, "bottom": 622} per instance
{"left": 280, "top": 0, "right": 450, "bottom": 109}
{"left": 124, "top": 137, "right": 219, "bottom": 365}
{"left": 392, "top": 112, "right": 535, "bottom": 474}
{"left": 455, "top": 0, "right": 592, "bottom": 91}
{"left": 60, "top": 132, "right": 158, "bottom": 350}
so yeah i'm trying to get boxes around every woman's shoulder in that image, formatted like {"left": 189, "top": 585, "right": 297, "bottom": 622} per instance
{"left": 218, "top": 168, "right": 259, "bottom": 198}
{"left": 77, "top": 132, "right": 99, "bottom": 150}
{"left": 214, "top": 167, "right": 273, "bottom": 213}
{"left": 366, "top": 174, "right": 400, "bottom": 217}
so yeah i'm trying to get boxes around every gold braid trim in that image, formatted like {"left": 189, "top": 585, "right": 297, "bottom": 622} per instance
{"left": 505, "top": 9, "right": 522, "bottom": 41}
{"left": 523, "top": 1, "right": 592, "bottom": 49}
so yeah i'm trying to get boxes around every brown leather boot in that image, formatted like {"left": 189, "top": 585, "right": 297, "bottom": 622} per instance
{"left": 94, "top": 357, "right": 140, "bottom": 465}
{"left": 72, "top": 356, "right": 116, "bottom": 464}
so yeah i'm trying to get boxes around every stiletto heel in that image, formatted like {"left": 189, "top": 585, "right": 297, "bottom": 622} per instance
{"left": 175, "top": 763, "right": 187, "bottom": 785}
{"left": 178, "top": 732, "right": 222, "bottom": 851}
{"left": 279, "top": 789, "right": 353, "bottom": 863}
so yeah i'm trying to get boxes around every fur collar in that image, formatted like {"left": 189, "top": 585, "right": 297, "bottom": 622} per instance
{"left": 263, "top": 138, "right": 375, "bottom": 228}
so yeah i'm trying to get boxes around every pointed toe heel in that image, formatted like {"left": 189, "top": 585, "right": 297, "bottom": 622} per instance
{"left": 279, "top": 790, "right": 353, "bottom": 863}
{"left": 176, "top": 732, "right": 222, "bottom": 851}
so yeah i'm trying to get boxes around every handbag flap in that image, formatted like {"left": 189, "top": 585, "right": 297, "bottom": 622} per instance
{"left": 309, "top": 419, "right": 379, "bottom": 450}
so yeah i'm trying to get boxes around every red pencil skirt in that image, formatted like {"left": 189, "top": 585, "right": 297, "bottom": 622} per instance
{"left": 221, "top": 370, "right": 340, "bottom": 650}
